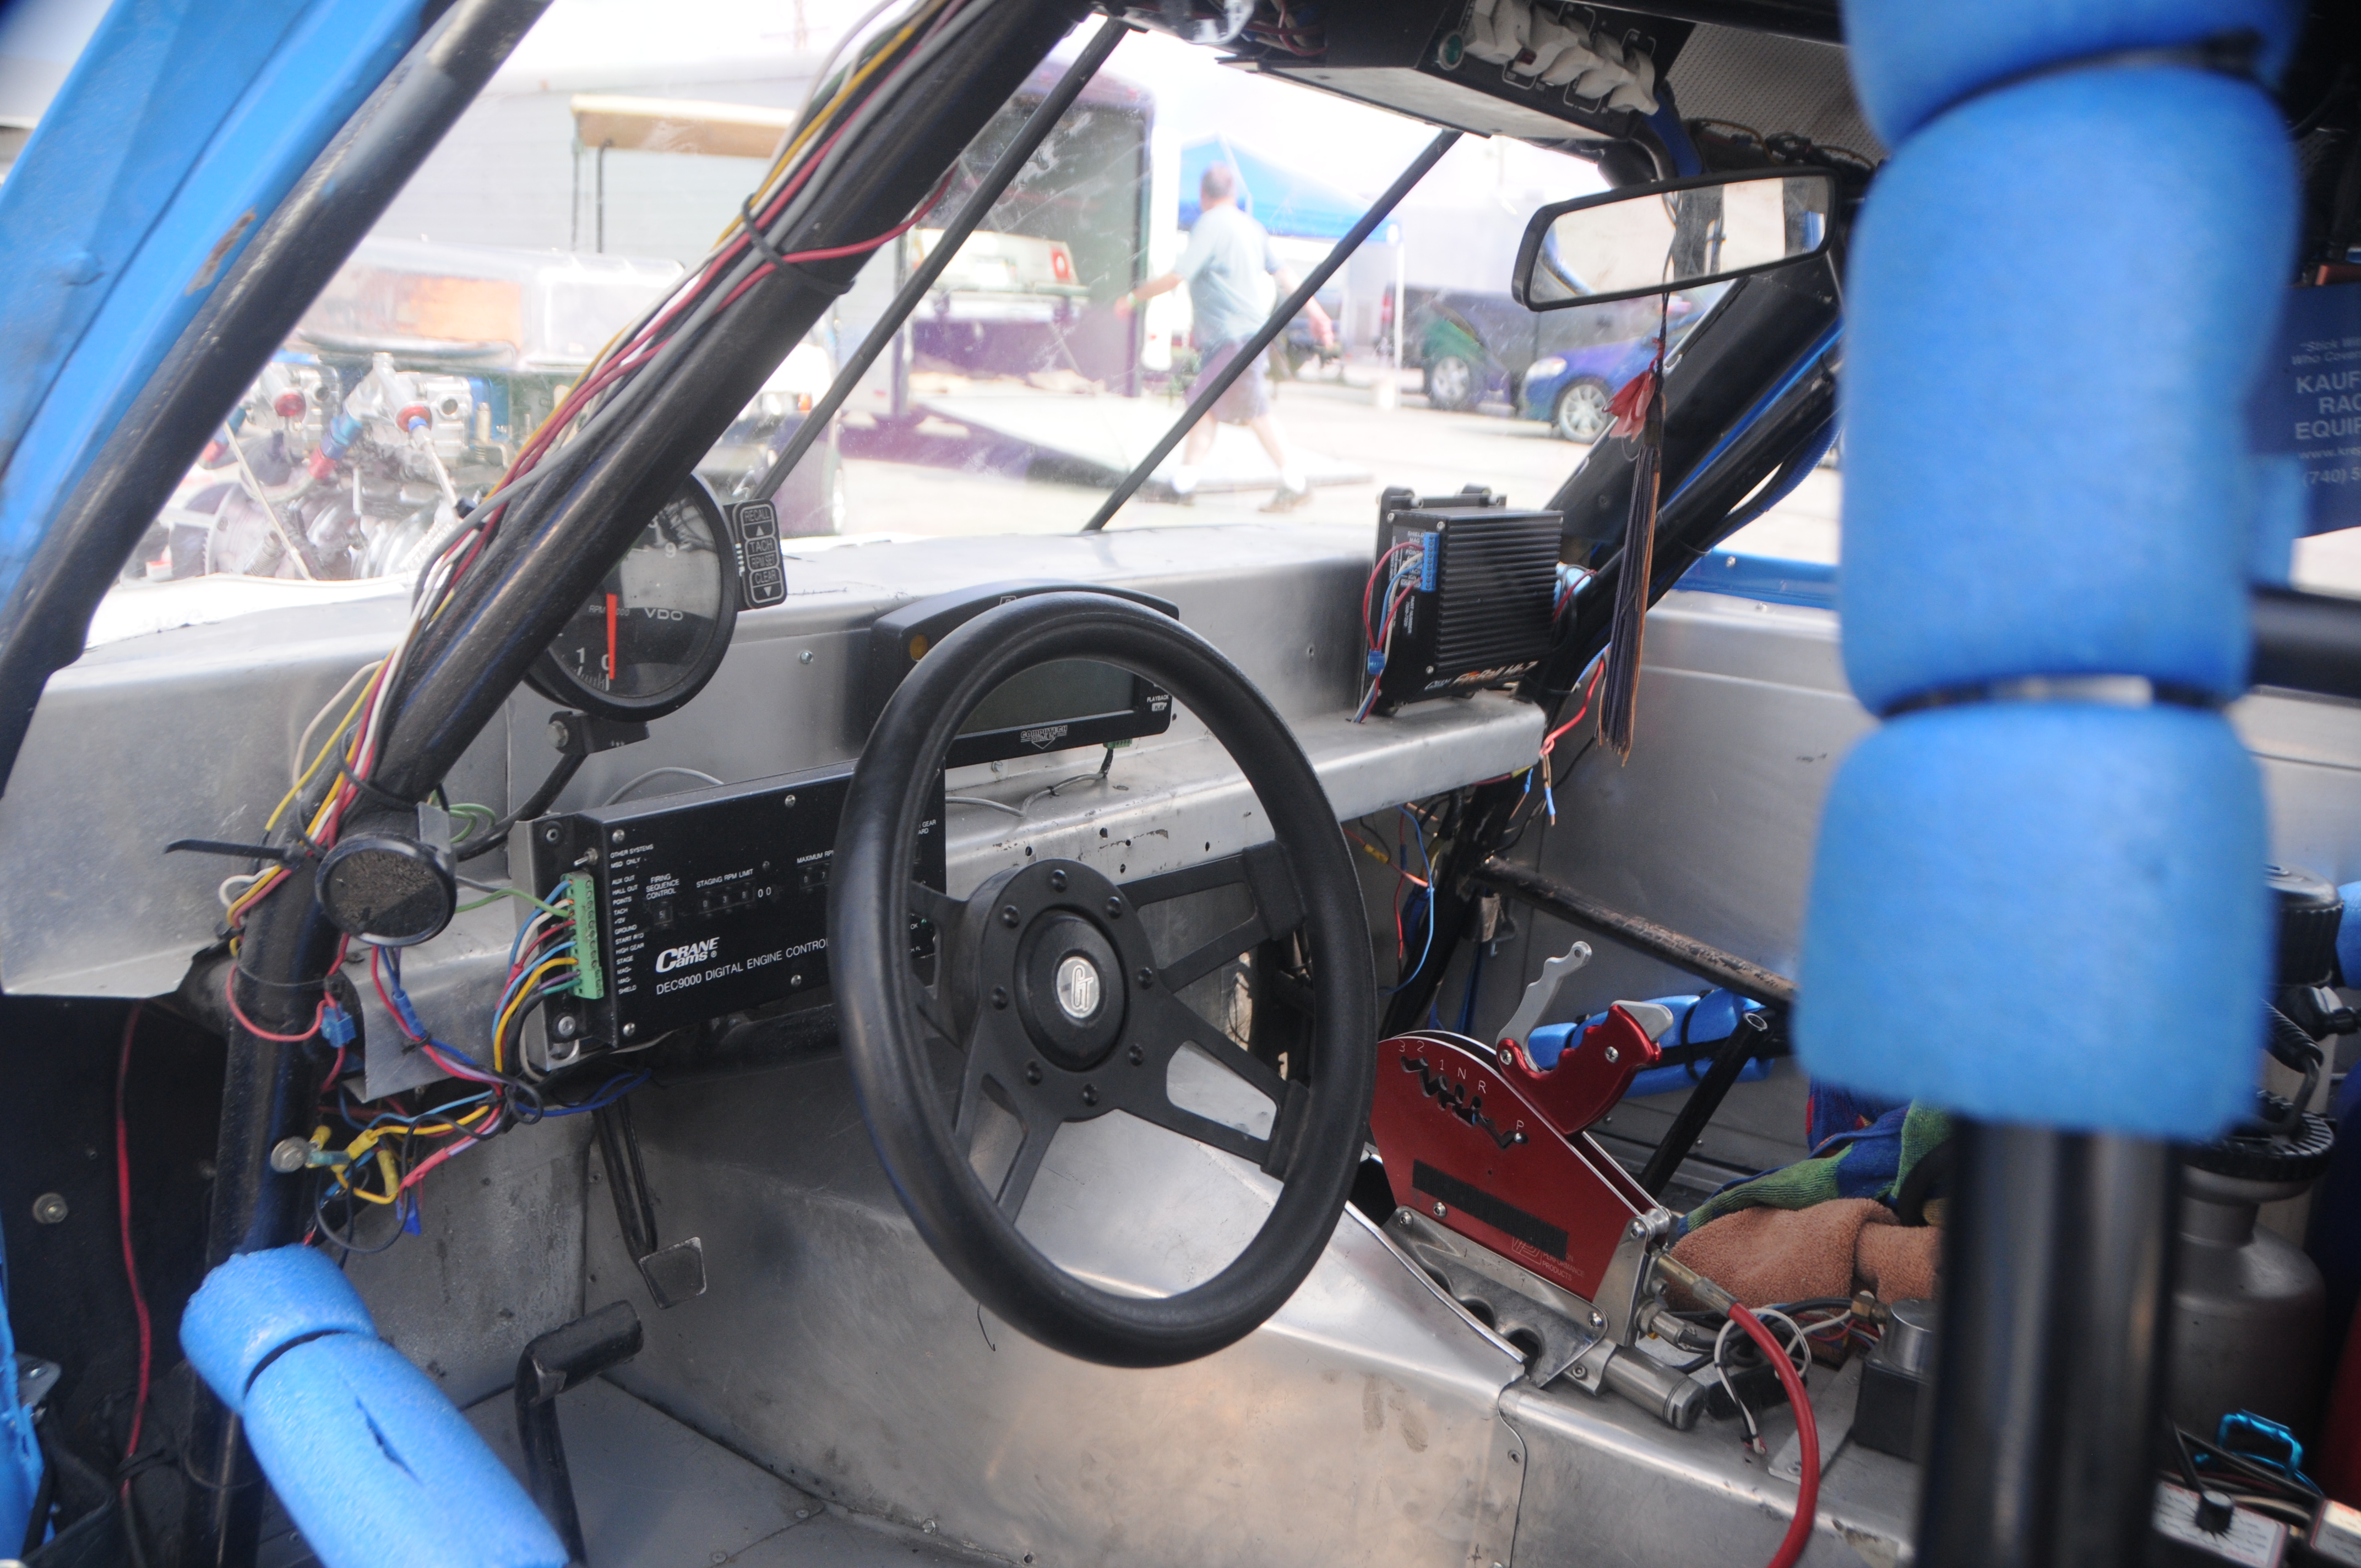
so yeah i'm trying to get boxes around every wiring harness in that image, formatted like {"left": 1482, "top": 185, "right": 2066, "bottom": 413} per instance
{"left": 211, "top": 0, "right": 993, "bottom": 1252}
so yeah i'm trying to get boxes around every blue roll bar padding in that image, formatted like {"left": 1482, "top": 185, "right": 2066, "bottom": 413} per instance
{"left": 0, "top": 0, "right": 427, "bottom": 628}
{"left": 183, "top": 1248, "right": 567, "bottom": 1568}
{"left": 1802, "top": 0, "right": 2296, "bottom": 1140}
{"left": 1837, "top": 70, "right": 2293, "bottom": 713}
{"left": 1843, "top": 0, "right": 2300, "bottom": 146}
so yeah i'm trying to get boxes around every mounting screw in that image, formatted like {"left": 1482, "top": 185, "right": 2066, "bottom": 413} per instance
{"left": 1103, "top": 896, "right": 1122, "bottom": 919}
{"left": 781, "top": 794, "right": 797, "bottom": 809}
{"left": 1603, "top": 1046, "right": 1619, "bottom": 1064}
{"left": 30, "top": 1194, "right": 68, "bottom": 1225}
{"left": 1127, "top": 1045, "right": 1144, "bottom": 1066}
{"left": 268, "top": 1139, "right": 310, "bottom": 1175}
{"left": 543, "top": 825, "right": 562, "bottom": 842}
{"left": 1572, "top": 1364, "right": 1588, "bottom": 1381}
{"left": 1628, "top": 1218, "right": 1648, "bottom": 1239}
{"left": 991, "top": 987, "right": 1010, "bottom": 1010}
{"left": 1081, "top": 1084, "right": 1098, "bottom": 1107}
{"left": 1588, "top": 1309, "right": 1604, "bottom": 1330}
{"left": 798, "top": 650, "right": 814, "bottom": 665}
{"left": 1433, "top": 1201, "right": 1448, "bottom": 1218}
{"left": 553, "top": 1015, "right": 579, "bottom": 1039}
{"left": 1000, "top": 905, "right": 1021, "bottom": 928}
{"left": 1047, "top": 869, "right": 1067, "bottom": 891}
{"left": 1136, "top": 967, "right": 1155, "bottom": 989}
{"left": 611, "top": 828, "right": 626, "bottom": 845}
{"left": 1025, "top": 1061, "right": 1042, "bottom": 1085}
{"left": 546, "top": 718, "right": 569, "bottom": 747}
{"left": 622, "top": 1023, "right": 637, "bottom": 1039}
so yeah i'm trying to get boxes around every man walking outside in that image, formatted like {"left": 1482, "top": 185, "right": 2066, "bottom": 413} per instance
{"left": 1116, "top": 162, "right": 1334, "bottom": 511}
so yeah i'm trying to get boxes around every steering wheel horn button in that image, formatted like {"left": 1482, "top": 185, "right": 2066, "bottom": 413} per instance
{"left": 1013, "top": 903, "right": 1127, "bottom": 1071}
{"left": 1055, "top": 955, "right": 1103, "bottom": 1022}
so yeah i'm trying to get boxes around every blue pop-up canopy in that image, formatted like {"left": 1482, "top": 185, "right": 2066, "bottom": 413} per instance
{"left": 1178, "top": 137, "right": 1366, "bottom": 240}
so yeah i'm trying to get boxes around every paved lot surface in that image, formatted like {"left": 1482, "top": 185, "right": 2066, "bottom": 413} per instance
{"left": 831, "top": 360, "right": 2361, "bottom": 596}
{"left": 830, "top": 367, "right": 1845, "bottom": 547}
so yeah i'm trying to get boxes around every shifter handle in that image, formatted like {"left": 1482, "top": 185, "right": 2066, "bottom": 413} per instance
{"left": 1497, "top": 938, "right": 1592, "bottom": 1055}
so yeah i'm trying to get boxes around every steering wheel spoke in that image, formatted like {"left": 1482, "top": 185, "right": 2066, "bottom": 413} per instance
{"left": 951, "top": 1017, "right": 1068, "bottom": 1216}
{"left": 909, "top": 878, "right": 964, "bottom": 934}
{"left": 1124, "top": 842, "right": 1305, "bottom": 994}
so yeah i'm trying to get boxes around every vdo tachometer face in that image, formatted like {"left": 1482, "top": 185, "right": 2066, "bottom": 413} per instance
{"left": 526, "top": 476, "right": 740, "bottom": 720}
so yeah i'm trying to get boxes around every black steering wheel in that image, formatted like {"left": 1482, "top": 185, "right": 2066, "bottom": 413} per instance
{"left": 830, "top": 592, "right": 1375, "bottom": 1368}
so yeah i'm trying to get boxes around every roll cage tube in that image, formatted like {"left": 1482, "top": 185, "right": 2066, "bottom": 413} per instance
{"left": 0, "top": 0, "right": 532, "bottom": 793}
{"left": 1078, "top": 129, "right": 1461, "bottom": 533}
{"left": 369, "top": 0, "right": 1094, "bottom": 799}
{"left": 1380, "top": 256, "right": 1845, "bottom": 1036}
{"left": 750, "top": 14, "right": 1130, "bottom": 505}
{"left": 183, "top": 5, "right": 1090, "bottom": 1563}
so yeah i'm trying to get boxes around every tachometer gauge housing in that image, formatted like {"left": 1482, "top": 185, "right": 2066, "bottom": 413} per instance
{"left": 526, "top": 475, "right": 740, "bottom": 721}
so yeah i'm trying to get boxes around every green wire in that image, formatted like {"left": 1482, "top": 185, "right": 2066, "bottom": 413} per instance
{"left": 456, "top": 884, "right": 568, "bottom": 916}
{"left": 448, "top": 803, "right": 498, "bottom": 843}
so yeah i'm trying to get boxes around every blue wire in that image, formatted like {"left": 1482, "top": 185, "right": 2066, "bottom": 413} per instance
{"left": 540, "top": 1072, "right": 650, "bottom": 1117}
{"left": 1385, "top": 807, "right": 1436, "bottom": 993}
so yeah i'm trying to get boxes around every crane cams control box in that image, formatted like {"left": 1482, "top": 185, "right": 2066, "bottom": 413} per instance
{"left": 525, "top": 761, "right": 945, "bottom": 1054}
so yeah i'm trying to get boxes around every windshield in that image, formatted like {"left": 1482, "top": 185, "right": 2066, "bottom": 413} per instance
{"left": 59, "top": 1, "right": 1852, "bottom": 650}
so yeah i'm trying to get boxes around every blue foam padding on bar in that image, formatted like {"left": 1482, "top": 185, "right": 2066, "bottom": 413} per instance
{"left": 1798, "top": 705, "right": 2268, "bottom": 1139}
{"left": 1843, "top": 0, "right": 2300, "bottom": 146}
{"left": 243, "top": 1336, "right": 565, "bottom": 1568}
{"left": 180, "top": 1245, "right": 374, "bottom": 1398}
{"left": 183, "top": 1248, "right": 566, "bottom": 1568}
{"left": 1525, "top": 990, "right": 1752, "bottom": 1069}
{"left": 1840, "top": 70, "right": 2295, "bottom": 713}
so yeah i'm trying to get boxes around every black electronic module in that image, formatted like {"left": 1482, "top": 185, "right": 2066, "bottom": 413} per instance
{"left": 1363, "top": 487, "right": 1561, "bottom": 717}
{"left": 525, "top": 763, "right": 944, "bottom": 1057}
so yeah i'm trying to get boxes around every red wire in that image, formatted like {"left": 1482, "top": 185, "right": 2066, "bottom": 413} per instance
{"left": 222, "top": 970, "right": 323, "bottom": 1043}
{"left": 1729, "top": 1303, "right": 1819, "bottom": 1568}
{"left": 1541, "top": 655, "right": 1608, "bottom": 758}
{"left": 114, "top": 1004, "right": 152, "bottom": 1470}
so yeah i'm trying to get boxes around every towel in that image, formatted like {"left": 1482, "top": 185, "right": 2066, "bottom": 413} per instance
{"left": 1668, "top": 1197, "right": 1942, "bottom": 1310}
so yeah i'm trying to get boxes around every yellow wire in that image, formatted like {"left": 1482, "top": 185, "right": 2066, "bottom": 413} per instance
{"left": 494, "top": 955, "right": 578, "bottom": 1071}
{"left": 265, "top": 663, "right": 383, "bottom": 834}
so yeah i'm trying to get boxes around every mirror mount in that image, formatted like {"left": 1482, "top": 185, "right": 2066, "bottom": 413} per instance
{"left": 1513, "top": 168, "right": 1839, "bottom": 312}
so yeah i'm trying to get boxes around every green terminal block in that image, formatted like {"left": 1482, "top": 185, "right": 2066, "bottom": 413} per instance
{"left": 566, "top": 870, "right": 605, "bottom": 1001}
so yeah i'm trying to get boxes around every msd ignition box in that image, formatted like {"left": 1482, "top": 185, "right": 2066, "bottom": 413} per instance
{"left": 1364, "top": 487, "right": 1560, "bottom": 717}
{"left": 525, "top": 763, "right": 944, "bottom": 1053}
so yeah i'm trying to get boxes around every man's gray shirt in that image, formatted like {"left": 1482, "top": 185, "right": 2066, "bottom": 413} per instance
{"left": 1177, "top": 203, "right": 1278, "bottom": 348}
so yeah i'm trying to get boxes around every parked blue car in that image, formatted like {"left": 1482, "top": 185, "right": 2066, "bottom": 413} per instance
{"left": 1515, "top": 335, "right": 1663, "bottom": 442}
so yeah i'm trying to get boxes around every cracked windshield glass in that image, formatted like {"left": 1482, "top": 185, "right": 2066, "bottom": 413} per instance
{"left": 70, "top": 0, "right": 1841, "bottom": 647}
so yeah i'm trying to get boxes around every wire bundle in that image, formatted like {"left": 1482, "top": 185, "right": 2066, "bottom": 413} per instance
{"left": 308, "top": 906, "right": 643, "bottom": 1255}
{"left": 1354, "top": 539, "right": 1427, "bottom": 723}
{"left": 221, "top": 0, "right": 984, "bottom": 944}
{"left": 215, "top": 0, "right": 988, "bottom": 1248}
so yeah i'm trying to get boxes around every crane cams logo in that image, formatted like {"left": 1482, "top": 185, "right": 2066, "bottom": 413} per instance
{"left": 654, "top": 937, "right": 721, "bottom": 974}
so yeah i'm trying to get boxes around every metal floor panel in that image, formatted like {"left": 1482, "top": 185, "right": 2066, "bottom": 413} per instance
{"left": 260, "top": 1374, "right": 999, "bottom": 1567}
{"left": 594, "top": 1050, "right": 1530, "bottom": 1568}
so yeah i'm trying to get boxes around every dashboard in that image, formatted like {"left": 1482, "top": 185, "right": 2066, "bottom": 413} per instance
{"left": 0, "top": 521, "right": 1541, "bottom": 1098}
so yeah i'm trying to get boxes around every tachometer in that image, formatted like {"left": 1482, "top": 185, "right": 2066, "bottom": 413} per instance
{"left": 527, "top": 476, "right": 739, "bottom": 720}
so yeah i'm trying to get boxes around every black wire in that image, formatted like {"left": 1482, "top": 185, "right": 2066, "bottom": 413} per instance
{"left": 311, "top": 1174, "right": 409, "bottom": 1257}
{"left": 458, "top": 749, "right": 586, "bottom": 861}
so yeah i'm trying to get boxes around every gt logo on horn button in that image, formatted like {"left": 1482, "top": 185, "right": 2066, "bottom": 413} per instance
{"left": 1055, "top": 955, "right": 1102, "bottom": 1021}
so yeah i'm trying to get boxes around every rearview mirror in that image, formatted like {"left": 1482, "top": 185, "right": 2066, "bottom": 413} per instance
{"left": 1513, "top": 169, "right": 1838, "bottom": 311}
